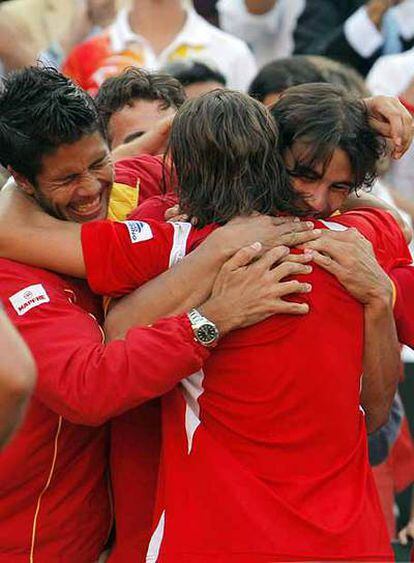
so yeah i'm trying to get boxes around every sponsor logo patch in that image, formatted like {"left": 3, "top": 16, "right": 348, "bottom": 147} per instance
{"left": 124, "top": 221, "right": 153, "bottom": 244}
{"left": 9, "top": 284, "right": 50, "bottom": 316}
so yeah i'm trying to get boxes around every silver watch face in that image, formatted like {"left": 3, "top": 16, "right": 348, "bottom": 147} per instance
{"left": 196, "top": 323, "right": 219, "bottom": 346}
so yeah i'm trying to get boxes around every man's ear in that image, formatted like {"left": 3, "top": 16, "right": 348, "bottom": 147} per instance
{"left": 7, "top": 167, "right": 35, "bottom": 196}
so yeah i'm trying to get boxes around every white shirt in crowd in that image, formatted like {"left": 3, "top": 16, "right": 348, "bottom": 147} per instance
{"left": 371, "top": 179, "right": 414, "bottom": 257}
{"left": 345, "top": 0, "right": 414, "bottom": 59}
{"left": 106, "top": 7, "right": 257, "bottom": 91}
{"left": 217, "top": 0, "right": 305, "bottom": 68}
{"left": 367, "top": 47, "right": 414, "bottom": 201}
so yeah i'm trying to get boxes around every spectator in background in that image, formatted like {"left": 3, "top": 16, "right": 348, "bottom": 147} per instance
{"left": 0, "top": 12, "right": 36, "bottom": 75}
{"left": 248, "top": 55, "right": 369, "bottom": 105}
{"left": 0, "top": 8, "right": 39, "bottom": 184}
{"left": 193, "top": 0, "right": 219, "bottom": 25}
{"left": 217, "top": 0, "right": 304, "bottom": 68}
{"left": 0, "top": 307, "right": 36, "bottom": 450}
{"left": 309, "top": 55, "right": 369, "bottom": 92}
{"left": 63, "top": 0, "right": 257, "bottom": 94}
{"left": 162, "top": 60, "right": 226, "bottom": 98}
{"left": 95, "top": 67, "right": 185, "bottom": 150}
{"left": 367, "top": 45, "right": 414, "bottom": 223}
{"left": 41, "top": 0, "right": 117, "bottom": 69}
{"left": 248, "top": 55, "right": 321, "bottom": 105}
{"left": 294, "top": 0, "right": 414, "bottom": 77}
{"left": 0, "top": 1, "right": 117, "bottom": 75}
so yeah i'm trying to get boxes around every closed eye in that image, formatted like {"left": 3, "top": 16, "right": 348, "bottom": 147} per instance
{"left": 331, "top": 184, "right": 353, "bottom": 192}
{"left": 288, "top": 171, "right": 320, "bottom": 184}
{"left": 59, "top": 174, "right": 78, "bottom": 185}
{"left": 90, "top": 155, "right": 110, "bottom": 171}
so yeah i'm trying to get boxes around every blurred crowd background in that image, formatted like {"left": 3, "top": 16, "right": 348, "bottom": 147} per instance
{"left": 2, "top": 0, "right": 414, "bottom": 557}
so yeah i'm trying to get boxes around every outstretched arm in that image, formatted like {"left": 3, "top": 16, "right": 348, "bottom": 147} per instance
{"left": 0, "top": 182, "right": 321, "bottom": 295}
{"left": 0, "top": 184, "right": 84, "bottom": 276}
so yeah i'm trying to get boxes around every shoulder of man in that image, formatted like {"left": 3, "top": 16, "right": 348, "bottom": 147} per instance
{"left": 0, "top": 259, "right": 69, "bottom": 320}
{"left": 0, "top": 258, "right": 101, "bottom": 320}
{"left": 317, "top": 207, "right": 411, "bottom": 272}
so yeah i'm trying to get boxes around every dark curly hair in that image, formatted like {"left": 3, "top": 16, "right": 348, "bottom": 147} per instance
{"left": 168, "top": 89, "right": 301, "bottom": 228}
{"left": 95, "top": 66, "right": 185, "bottom": 142}
{"left": 271, "top": 83, "right": 386, "bottom": 192}
{"left": 0, "top": 66, "right": 103, "bottom": 185}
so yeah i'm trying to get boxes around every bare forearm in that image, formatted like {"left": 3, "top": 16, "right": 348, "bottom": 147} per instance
{"left": 0, "top": 221, "right": 84, "bottom": 277}
{"left": 361, "top": 298, "right": 401, "bottom": 433}
{"left": 0, "top": 186, "right": 84, "bottom": 276}
{"left": 245, "top": 0, "right": 277, "bottom": 15}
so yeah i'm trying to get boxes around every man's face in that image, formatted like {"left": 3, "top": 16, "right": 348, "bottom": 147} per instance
{"left": 284, "top": 143, "right": 355, "bottom": 218}
{"left": 109, "top": 99, "right": 176, "bottom": 149}
{"left": 31, "top": 131, "right": 113, "bottom": 223}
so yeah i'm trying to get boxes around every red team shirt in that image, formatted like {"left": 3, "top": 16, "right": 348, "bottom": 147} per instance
{"left": 0, "top": 157, "right": 208, "bottom": 562}
{"left": 391, "top": 265, "right": 414, "bottom": 349}
{"left": 81, "top": 207, "right": 411, "bottom": 562}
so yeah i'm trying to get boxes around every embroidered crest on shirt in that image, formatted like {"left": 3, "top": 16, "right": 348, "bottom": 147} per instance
{"left": 9, "top": 284, "right": 50, "bottom": 316}
{"left": 124, "top": 220, "right": 153, "bottom": 243}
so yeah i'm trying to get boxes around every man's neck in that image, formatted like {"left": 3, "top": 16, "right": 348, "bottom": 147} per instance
{"left": 129, "top": 0, "right": 187, "bottom": 56}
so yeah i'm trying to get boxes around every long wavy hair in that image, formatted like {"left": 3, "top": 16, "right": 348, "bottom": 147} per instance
{"left": 167, "top": 89, "right": 301, "bottom": 228}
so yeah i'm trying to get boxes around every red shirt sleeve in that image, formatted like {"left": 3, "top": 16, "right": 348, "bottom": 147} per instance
{"left": 0, "top": 261, "right": 208, "bottom": 426}
{"left": 81, "top": 219, "right": 175, "bottom": 296}
{"left": 130, "top": 194, "right": 179, "bottom": 222}
{"left": 321, "top": 208, "right": 412, "bottom": 272}
{"left": 115, "top": 155, "right": 172, "bottom": 206}
{"left": 391, "top": 265, "right": 414, "bottom": 349}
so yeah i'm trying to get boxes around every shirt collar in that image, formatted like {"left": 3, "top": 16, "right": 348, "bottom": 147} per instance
{"left": 109, "top": 9, "right": 138, "bottom": 52}
{"left": 109, "top": 7, "right": 212, "bottom": 53}
{"left": 173, "top": 8, "right": 213, "bottom": 46}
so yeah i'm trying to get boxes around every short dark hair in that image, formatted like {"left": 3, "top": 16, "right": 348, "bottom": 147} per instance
{"left": 271, "top": 83, "right": 386, "bottom": 191}
{"left": 162, "top": 60, "right": 226, "bottom": 88}
{"left": 168, "top": 89, "right": 300, "bottom": 227}
{"left": 308, "top": 56, "right": 369, "bottom": 97}
{"left": 249, "top": 56, "right": 322, "bottom": 102}
{"left": 249, "top": 55, "right": 368, "bottom": 103}
{"left": 0, "top": 66, "right": 103, "bottom": 184}
{"left": 95, "top": 67, "right": 186, "bottom": 133}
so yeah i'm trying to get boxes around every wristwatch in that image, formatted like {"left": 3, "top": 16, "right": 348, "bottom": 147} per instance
{"left": 187, "top": 309, "right": 220, "bottom": 348}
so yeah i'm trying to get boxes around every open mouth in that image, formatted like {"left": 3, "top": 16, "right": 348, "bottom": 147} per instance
{"left": 69, "top": 192, "right": 105, "bottom": 220}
